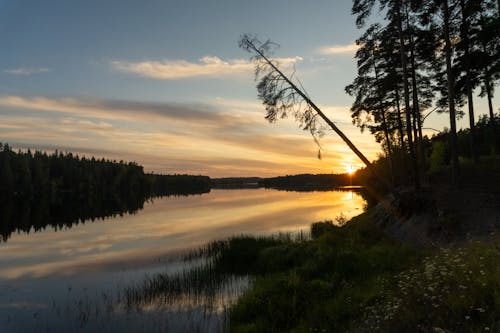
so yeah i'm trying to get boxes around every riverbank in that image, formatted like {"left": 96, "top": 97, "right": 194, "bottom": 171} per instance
{"left": 220, "top": 210, "right": 500, "bottom": 332}
{"left": 119, "top": 156, "right": 500, "bottom": 332}
{"left": 218, "top": 156, "right": 500, "bottom": 331}
{"left": 366, "top": 155, "right": 500, "bottom": 247}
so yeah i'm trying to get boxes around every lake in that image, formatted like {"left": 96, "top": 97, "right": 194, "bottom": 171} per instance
{"left": 0, "top": 188, "right": 366, "bottom": 332}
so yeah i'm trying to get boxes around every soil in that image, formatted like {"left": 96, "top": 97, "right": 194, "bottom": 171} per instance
{"left": 369, "top": 159, "right": 500, "bottom": 246}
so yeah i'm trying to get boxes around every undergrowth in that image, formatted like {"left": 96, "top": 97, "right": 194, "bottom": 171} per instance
{"left": 128, "top": 211, "right": 500, "bottom": 332}
{"left": 225, "top": 214, "right": 500, "bottom": 332}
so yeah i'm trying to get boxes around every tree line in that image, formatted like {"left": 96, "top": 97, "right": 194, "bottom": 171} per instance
{"left": 0, "top": 142, "right": 210, "bottom": 200}
{"left": 354, "top": 115, "right": 499, "bottom": 188}
{"left": 0, "top": 143, "right": 210, "bottom": 241}
{"left": 347, "top": 0, "right": 499, "bottom": 188}
{"left": 259, "top": 174, "right": 354, "bottom": 191}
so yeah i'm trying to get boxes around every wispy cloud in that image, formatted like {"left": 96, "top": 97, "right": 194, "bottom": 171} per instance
{"left": 318, "top": 43, "right": 358, "bottom": 55}
{"left": 4, "top": 67, "right": 51, "bottom": 76}
{"left": 61, "top": 118, "right": 113, "bottom": 131}
{"left": 0, "top": 95, "right": 378, "bottom": 176}
{"left": 0, "top": 95, "right": 229, "bottom": 125}
{"left": 110, "top": 55, "right": 303, "bottom": 79}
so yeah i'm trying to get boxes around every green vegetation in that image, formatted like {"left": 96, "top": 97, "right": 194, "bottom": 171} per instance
{"left": 171, "top": 212, "right": 499, "bottom": 332}
{"left": 225, "top": 214, "right": 425, "bottom": 332}
{"left": 234, "top": 8, "right": 499, "bottom": 329}
{"left": 347, "top": 0, "right": 500, "bottom": 187}
{"left": 0, "top": 142, "right": 210, "bottom": 200}
{"left": 358, "top": 240, "right": 500, "bottom": 332}
{"left": 429, "top": 116, "right": 500, "bottom": 171}
{"left": 352, "top": 122, "right": 500, "bottom": 192}
{"left": 127, "top": 209, "right": 499, "bottom": 331}
{"left": 241, "top": 0, "right": 499, "bottom": 190}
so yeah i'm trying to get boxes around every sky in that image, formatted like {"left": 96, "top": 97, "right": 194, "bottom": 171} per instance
{"left": 0, "top": 0, "right": 497, "bottom": 177}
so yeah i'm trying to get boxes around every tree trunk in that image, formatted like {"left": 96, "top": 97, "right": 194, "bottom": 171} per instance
{"left": 467, "top": 84, "right": 478, "bottom": 161}
{"left": 485, "top": 74, "right": 497, "bottom": 153}
{"left": 381, "top": 110, "right": 395, "bottom": 185}
{"left": 443, "top": 0, "right": 460, "bottom": 185}
{"left": 485, "top": 73, "right": 495, "bottom": 121}
{"left": 396, "top": 0, "right": 420, "bottom": 189}
{"left": 395, "top": 88, "right": 407, "bottom": 182}
{"left": 460, "top": 0, "right": 479, "bottom": 163}
{"left": 405, "top": 6, "right": 426, "bottom": 172}
{"left": 479, "top": 13, "right": 497, "bottom": 153}
{"left": 372, "top": 50, "right": 395, "bottom": 185}
{"left": 395, "top": 88, "right": 406, "bottom": 151}
{"left": 409, "top": 36, "right": 426, "bottom": 172}
{"left": 244, "top": 39, "right": 393, "bottom": 191}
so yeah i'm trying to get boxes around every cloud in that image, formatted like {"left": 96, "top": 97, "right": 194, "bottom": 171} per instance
{"left": 61, "top": 118, "right": 113, "bottom": 131}
{"left": 4, "top": 67, "right": 51, "bottom": 76}
{"left": 110, "top": 55, "right": 302, "bottom": 79}
{"left": 0, "top": 95, "right": 234, "bottom": 126}
{"left": 0, "top": 95, "right": 379, "bottom": 177}
{"left": 318, "top": 43, "right": 358, "bottom": 55}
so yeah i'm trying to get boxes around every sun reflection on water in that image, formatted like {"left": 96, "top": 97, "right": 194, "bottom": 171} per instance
{"left": 0, "top": 189, "right": 366, "bottom": 280}
{"left": 0, "top": 188, "right": 367, "bottom": 332}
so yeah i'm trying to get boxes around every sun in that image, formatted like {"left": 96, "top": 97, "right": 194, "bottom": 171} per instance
{"left": 346, "top": 165, "right": 355, "bottom": 175}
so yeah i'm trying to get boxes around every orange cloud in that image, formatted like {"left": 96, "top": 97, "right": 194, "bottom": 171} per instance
{"left": 111, "top": 55, "right": 303, "bottom": 79}
{"left": 0, "top": 95, "right": 380, "bottom": 177}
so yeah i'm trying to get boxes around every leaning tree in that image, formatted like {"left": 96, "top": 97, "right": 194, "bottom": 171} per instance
{"left": 239, "top": 34, "right": 392, "bottom": 190}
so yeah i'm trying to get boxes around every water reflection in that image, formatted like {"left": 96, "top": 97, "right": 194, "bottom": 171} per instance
{"left": 0, "top": 189, "right": 366, "bottom": 280}
{"left": 0, "top": 191, "right": 209, "bottom": 243}
{"left": 0, "top": 188, "right": 366, "bottom": 332}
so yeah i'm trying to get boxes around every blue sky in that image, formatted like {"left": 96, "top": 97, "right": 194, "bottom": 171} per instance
{"left": 0, "top": 0, "right": 497, "bottom": 176}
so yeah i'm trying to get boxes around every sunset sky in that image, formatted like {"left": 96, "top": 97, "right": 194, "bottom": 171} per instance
{"left": 1, "top": 0, "right": 497, "bottom": 177}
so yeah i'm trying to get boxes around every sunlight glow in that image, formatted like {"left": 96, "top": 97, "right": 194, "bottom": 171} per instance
{"left": 346, "top": 165, "right": 355, "bottom": 175}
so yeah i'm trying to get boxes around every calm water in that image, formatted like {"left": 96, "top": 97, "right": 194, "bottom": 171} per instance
{"left": 0, "top": 188, "right": 366, "bottom": 332}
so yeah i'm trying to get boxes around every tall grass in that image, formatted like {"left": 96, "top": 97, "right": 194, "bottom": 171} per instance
{"left": 123, "top": 211, "right": 500, "bottom": 332}
{"left": 124, "top": 261, "right": 250, "bottom": 313}
{"left": 224, "top": 214, "right": 500, "bottom": 332}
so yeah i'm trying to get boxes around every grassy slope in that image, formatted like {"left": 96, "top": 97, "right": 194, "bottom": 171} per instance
{"left": 127, "top": 156, "right": 500, "bottom": 331}
{"left": 219, "top": 213, "right": 500, "bottom": 332}
{"left": 222, "top": 157, "right": 500, "bottom": 331}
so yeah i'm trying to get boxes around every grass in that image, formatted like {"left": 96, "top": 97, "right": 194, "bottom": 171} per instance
{"left": 223, "top": 213, "right": 500, "bottom": 332}
{"left": 358, "top": 240, "right": 500, "bottom": 332}
{"left": 226, "top": 214, "right": 425, "bottom": 332}
{"left": 428, "top": 154, "right": 500, "bottom": 188}
{"left": 125, "top": 207, "right": 500, "bottom": 332}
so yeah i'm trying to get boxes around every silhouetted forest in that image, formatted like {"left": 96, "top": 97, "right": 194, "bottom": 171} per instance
{"left": 0, "top": 143, "right": 210, "bottom": 241}
{"left": 259, "top": 174, "right": 354, "bottom": 191}
{"left": 353, "top": 115, "right": 500, "bottom": 189}
{"left": 211, "top": 177, "right": 263, "bottom": 189}
{"left": 346, "top": 0, "right": 499, "bottom": 189}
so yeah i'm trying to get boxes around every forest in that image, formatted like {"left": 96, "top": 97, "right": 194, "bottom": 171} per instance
{"left": 0, "top": 142, "right": 210, "bottom": 200}
{"left": 214, "top": 1, "right": 500, "bottom": 331}
{"left": 0, "top": 142, "right": 210, "bottom": 241}
{"left": 344, "top": 0, "right": 499, "bottom": 189}
{"left": 259, "top": 174, "right": 354, "bottom": 191}
{"left": 240, "top": 0, "right": 499, "bottom": 192}
{"left": 354, "top": 113, "right": 500, "bottom": 189}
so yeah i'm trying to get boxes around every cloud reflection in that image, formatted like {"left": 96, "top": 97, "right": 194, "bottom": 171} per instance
{"left": 0, "top": 189, "right": 365, "bottom": 280}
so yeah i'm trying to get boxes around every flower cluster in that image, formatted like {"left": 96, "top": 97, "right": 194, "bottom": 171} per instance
{"left": 357, "top": 241, "right": 499, "bottom": 332}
